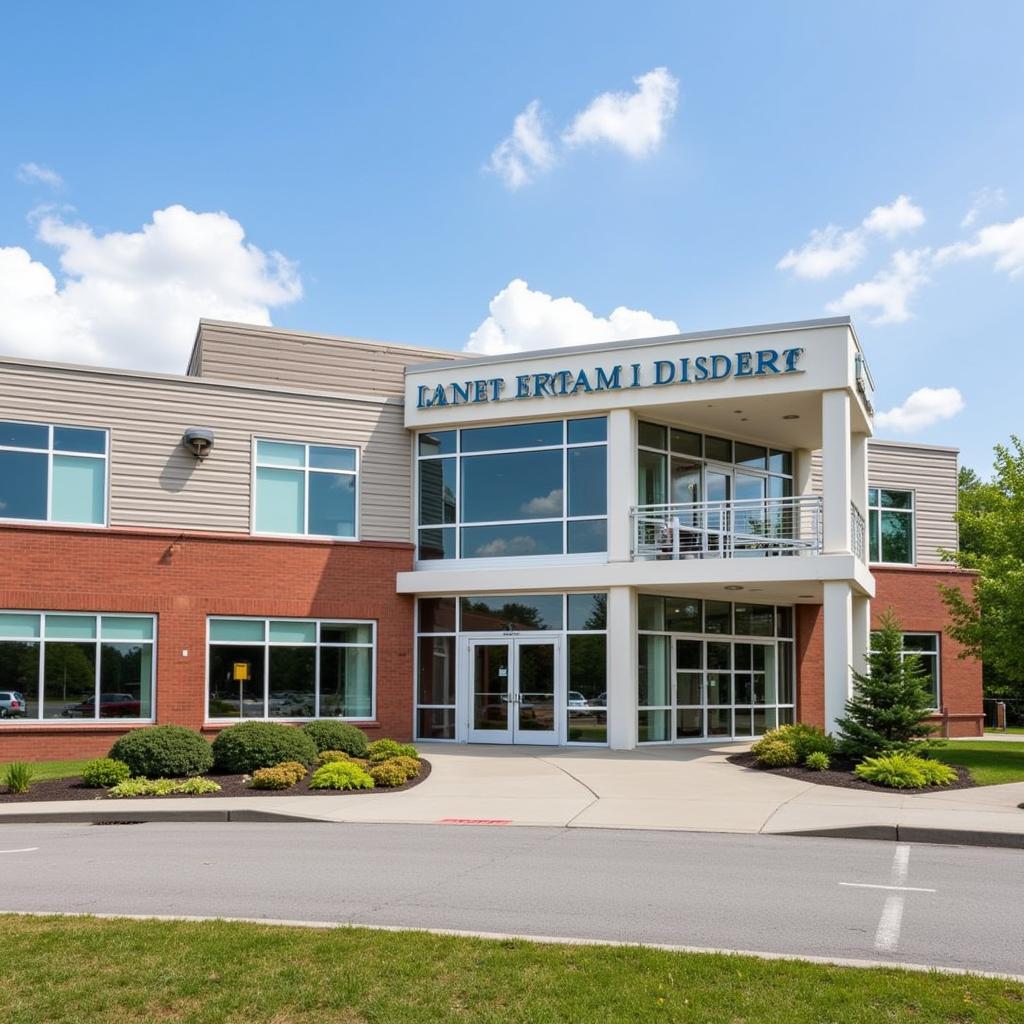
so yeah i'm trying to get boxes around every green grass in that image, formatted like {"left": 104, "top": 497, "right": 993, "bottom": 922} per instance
{"left": 931, "top": 741, "right": 1024, "bottom": 786}
{"left": 986, "top": 726, "right": 1024, "bottom": 734}
{"left": 0, "top": 916, "right": 1020, "bottom": 1023}
{"left": 0, "top": 759, "right": 90, "bottom": 783}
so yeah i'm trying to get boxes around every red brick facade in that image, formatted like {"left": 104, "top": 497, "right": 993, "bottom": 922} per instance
{"left": 0, "top": 523, "right": 415, "bottom": 761}
{"left": 795, "top": 568, "right": 983, "bottom": 737}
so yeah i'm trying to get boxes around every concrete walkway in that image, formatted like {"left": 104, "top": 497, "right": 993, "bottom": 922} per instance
{"left": 2, "top": 742, "right": 1022, "bottom": 844}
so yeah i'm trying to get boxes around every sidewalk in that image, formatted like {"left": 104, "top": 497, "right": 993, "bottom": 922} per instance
{"left": 2, "top": 742, "right": 1022, "bottom": 846}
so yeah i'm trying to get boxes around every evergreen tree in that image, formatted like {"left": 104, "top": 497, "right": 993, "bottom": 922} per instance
{"left": 836, "top": 610, "right": 937, "bottom": 759}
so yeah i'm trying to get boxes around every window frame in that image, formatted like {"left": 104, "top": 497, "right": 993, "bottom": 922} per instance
{"left": 0, "top": 611, "right": 156, "bottom": 723}
{"left": 251, "top": 438, "right": 360, "bottom": 541}
{"left": 871, "top": 629, "right": 940, "bottom": 709}
{"left": 0, "top": 420, "right": 110, "bottom": 528}
{"left": 867, "top": 487, "right": 915, "bottom": 566}
{"left": 205, "top": 615, "right": 377, "bottom": 722}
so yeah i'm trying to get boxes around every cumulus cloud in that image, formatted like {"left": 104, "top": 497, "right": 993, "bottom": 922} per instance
{"left": 961, "top": 186, "right": 1006, "bottom": 228}
{"left": 465, "top": 278, "right": 679, "bottom": 355}
{"left": 520, "top": 488, "right": 563, "bottom": 516}
{"left": 825, "top": 249, "right": 930, "bottom": 324}
{"left": 16, "top": 162, "right": 63, "bottom": 189}
{"left": 562, "top": 67, "right": 679, "bottom": 158}
{"left": 875, "top": 387, "right": 965, "bottom": 433}
{"left": 0, "top": 204, "right": 302, "bottom": 371}
{"left": 861, "top": 194, "right": 925, "bottom": 238}
{"left": 935, "top": 215, "right": 1024, "bottom": 278}
{"left": 487, "top": 101, "right": 556, "bottom": 190}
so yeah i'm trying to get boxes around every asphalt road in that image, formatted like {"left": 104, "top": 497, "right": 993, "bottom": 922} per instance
{"left": 1, "top": 822, "right": 1021, "bottom": 976}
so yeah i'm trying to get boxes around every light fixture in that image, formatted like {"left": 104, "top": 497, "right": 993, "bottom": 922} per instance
{"left": 182, "top": 427, "right": 215, "bottom": 459}
{"left": 782, "top": 414, "right": 800, "bottom": 421}
{"left": 724, "top": 585, "right": 743, "bottom": 591}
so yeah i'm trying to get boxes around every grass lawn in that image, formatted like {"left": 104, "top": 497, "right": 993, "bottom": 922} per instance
{"left": 0, "top": 759, "right": 91, "bottom": 783}
{"left": 931, "top": 741, "right": 1024, "bottom": 786}
{"left": 0, "top": 916, "right": 1021, "bottom": 1023}
{"left": 986, "top": 727, "right": 1024, "bottom": 735}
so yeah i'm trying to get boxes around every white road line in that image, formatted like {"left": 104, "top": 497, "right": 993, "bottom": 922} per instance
{"left": 891, "top": 843, "right": 911, "bottom": 886}
{"left": 839, "top": 883, "right": 936, "bottom": 893}
{"left": 874, "top": 844, "right": 913, "bottom": 953}
{"left": 0, "top": 848, "right": 39, "bottom": 854}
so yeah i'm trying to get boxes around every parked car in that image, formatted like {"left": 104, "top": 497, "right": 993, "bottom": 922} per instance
{"left": 0, "top": 691, "right": 27, "bottom": 718}
{"left": 567, "top": 691, "right": 590, "bottom": 708}
{"left": 61, "top": 693, "right": 141, "bottom": 718}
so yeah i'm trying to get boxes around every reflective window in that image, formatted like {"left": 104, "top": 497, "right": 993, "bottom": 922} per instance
{"left": 460, "top": 595, "right": 563, "bottom": 631}
{"left": 254, "top": 440, "right": 358, "bottom": 539}
{"left": 0, "top": 421, "right": 107, "bottom": 526}
{"left": 871, "top": 631, "right": 940, "bottom": 707}
{"left": 868, "top": 488, "right": 914, "bottom": 563}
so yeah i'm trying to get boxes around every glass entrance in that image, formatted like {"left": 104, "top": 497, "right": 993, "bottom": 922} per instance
{"left": 467, "top": 637, "right": 560, "bottom": 744}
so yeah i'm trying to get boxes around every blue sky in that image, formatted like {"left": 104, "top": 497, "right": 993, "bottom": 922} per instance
{"left": 1, "top": 1, "right": 1022, "bottom": 473}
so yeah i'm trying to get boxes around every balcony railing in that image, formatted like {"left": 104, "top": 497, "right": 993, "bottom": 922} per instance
{"left": 850, "top": 502, "right": 866, "bottom": 562}
{"left": 631, "top": 495, "right": 823, "bottom": 561}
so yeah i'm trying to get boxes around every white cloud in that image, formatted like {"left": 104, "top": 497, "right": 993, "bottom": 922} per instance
{"left": 875, "top": 387, "right": 965, "bottom": 432}
{"left": 861, "top": 194, "right": 925, "bottom": 238}
{"left": 776, "top": 225, "right": 866, "bottom": 280}
{"left": 961, "top": 186, "right": 1006, "bottom": 228}
{"left": 934, "top": 215, "right": 1024, "bottom": 278}
{"left": 563, "top": 67, "right": 678, "bottom": 158}
{"left": 466, "top": 278, "right": 679, "bottom": 355}
{"left": 520, "top": 488, "right": 563, "bottom": 516}
{"left": 16, "top": 162, "right": 63, "bottom": 189}
{"left": 487, "top": 101, "right": 555, "bottom": 190}
{"left": 0, "top": 204, "right": 301, "bottom": 371}
{"left": 825, "top": 248, "right": 930, "bottom": 324}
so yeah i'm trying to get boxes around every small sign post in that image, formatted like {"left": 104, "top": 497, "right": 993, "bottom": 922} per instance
{"left": 233, "top": 662, "right": 250, "bottom": 715}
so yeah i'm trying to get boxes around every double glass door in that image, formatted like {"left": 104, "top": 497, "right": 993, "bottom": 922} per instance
{"left": 466, "top": 637, "right": 561, "bottom": 744}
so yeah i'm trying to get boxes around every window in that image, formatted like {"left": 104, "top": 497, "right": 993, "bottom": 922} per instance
{"left": 254, "top": 441, "right": 358, "bottom": 539}
{"left": 868, "top": 488, "right": 914, "bottom": 564}
{"left": 872, "top": 631, "right": 940, "bottom": 707}
{"left": 0, "top": 421, "right": 107, "bottom": 526}
{"left": 0, "top": 612, "right": 154, "bottom": 721}
{"left": 416, "top": 418, "right": 607, "bottom": 561}
{"left": 207, "top": 617, "right": 374, "bottom": 720}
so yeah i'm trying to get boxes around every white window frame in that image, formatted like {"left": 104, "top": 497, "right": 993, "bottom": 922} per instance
{"left": 251, "top": 438, "right": 360, "bottom": 541}
{"left": 872, "top": 630, "right": 941, "bottom": 709}
{"left": 0, "top": 420, "right": 109, "bottom": 528}
{"left": 868, "top": 487, "right": 915, "bottom": 566}
{"left": 205, "top": 616, "right": 377, "bottom": 723}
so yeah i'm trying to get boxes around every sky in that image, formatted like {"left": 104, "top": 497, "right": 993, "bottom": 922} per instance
{"left": 1, "top": 1, "right": 1022, "bottom": 475}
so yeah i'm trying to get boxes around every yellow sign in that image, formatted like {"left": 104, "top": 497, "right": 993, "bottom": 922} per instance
{"left": 232, "top": 662, "right": 250, "bottom": 682}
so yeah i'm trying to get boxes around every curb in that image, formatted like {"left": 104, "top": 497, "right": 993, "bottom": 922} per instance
{"left": 779, "top": 825, "right": 1024, "bottom": 849}
{"left": 0, "top": 808, "right": 326, "bottom": 825}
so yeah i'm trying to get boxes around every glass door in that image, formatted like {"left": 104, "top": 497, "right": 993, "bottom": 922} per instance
{"left": 705, "top": 468, "right": 731, "bottom": 555}
{"left": 514, "top": 638, "right": 559, "bottom": 744}
{"left": 468, "top": 640, "right": 512, "bottom": 742}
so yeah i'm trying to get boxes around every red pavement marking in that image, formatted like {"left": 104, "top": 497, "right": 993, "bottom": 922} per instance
{"left": 437, "top": 818, "right": 512, "bottom": 825}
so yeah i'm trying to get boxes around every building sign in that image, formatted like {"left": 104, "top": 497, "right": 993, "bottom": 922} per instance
{"left": 416, "top": 347, "right": 804, "bottom": 409}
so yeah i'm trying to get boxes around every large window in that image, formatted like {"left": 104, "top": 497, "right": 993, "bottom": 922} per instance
{"left": 254, "top": 440, "right": 358, "bottom": 539}
{"left": 207, "top": 617, "right": 374, "bottom": 720}
{"left": 416, "top": 418, "right": 607, "bottom": 561}
{"left": 0, "top": 421, "right": 107, "bottom": 526}
{"left": 872, "top": 631, "right": 939, "bottom": 707}
{"left": 0, "top": 612, "right": 154, "bottom": 721}
{"left": 415, "top": 593, "right": 608, "bottom": 743}
{"left": 868, "top": 488, "right": 914, "bottom": 564}
{"left": 638, "top": 596, "right": 795, "bottom": 742}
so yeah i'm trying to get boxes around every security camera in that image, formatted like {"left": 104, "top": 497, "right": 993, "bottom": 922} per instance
{"left": 182, "top": 427, "right": 215, "bottom": 459}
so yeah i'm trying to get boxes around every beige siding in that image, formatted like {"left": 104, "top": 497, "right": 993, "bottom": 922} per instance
{"left": 0, "top": 360, "right": 413, "bottom": 542}
{"left": 809, "top": 442, "right": 959, "bottom": 563}
{"left": 189, "top": 320, "right": 458, "bottom": 396}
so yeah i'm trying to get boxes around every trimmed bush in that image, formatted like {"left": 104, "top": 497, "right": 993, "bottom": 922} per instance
{"left": 369, "top": 760, "right": 409, "bottom": 788}
{"left": 275, "top": 760, "right": 308, "bottom": 784}
{"left": 301, "top": 721, "right": 368, "bottom": 757}
{"left": 4, "top": 762, "right": 33, "bottom": 794}
{"left": 108, "top": 777, "right": 221, "bottom": 798}
{"left": 211, "top": 722, "right": 317, "bottom": 774}
{"left": 81, "top": 758, "right": 131, "bottom": 788}
{"left": 804, "top": 751, "right": 830, "bottom": 772}
{"left": 176, "top": 777, "right": 222, "bottom": 795}
{"left": 918, "top": 758, "right": 959, "bottom": 786}
{"left": 366, "top": 739, "right": 418, "bottom": 763}
{"left": 757, "top": 724, "right": 835, "bottom": 763}
{"left": 753, "top": 738, "right": 798, "bottom": 768}
{"left": 854, "top": 753, "right": 930, "bottom": 789}
{"left": 387, "top": 755, "right": 421, "bottom": 779}
{"left": 315, "top": 749, "right": 354, "bottom": 768}
{"left": 309, "top": 760, "right": 374, "bottom": 791}
{"left": 250, "top": 767, "right": 297, "bottom": 790}
{"left": 109, "top": 725, "right": 213, "bottom": 779}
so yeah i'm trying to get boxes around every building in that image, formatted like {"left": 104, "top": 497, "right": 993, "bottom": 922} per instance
{"left": 0, "top": 316, "right": 982, "bottom": 759}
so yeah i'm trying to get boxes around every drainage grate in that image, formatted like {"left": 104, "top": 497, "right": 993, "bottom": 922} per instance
{"left": 92, "top": 820, "right": 146, "bottom": 826}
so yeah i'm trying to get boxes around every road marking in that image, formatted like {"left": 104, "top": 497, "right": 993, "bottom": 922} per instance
{"left": 0, "top": 848, "right": 39, "bottom": 854}
{"left": 874, "top": 844, "right": 913, "bottom": 953}
{"left": 437, "top": 818, "right": 511, "bottom": 825}
{"left": 839, "top": 883, "right": 936, "bottom": 893}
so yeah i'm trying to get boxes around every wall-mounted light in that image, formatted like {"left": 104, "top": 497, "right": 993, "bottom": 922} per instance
{"left": 182, "top": 426, "right": 215, "bottom": 460}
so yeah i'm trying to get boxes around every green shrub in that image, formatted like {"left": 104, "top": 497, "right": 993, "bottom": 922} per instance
{"left": 387, "top": 755, "right": 421, "bottom": 779}
{"left": 81, "top": 758, "right": 131, "bottom": 788}
{"left": 918, "top": 758, "right": 959, "bottom": 786}
{"left": 309, "top": 760, "right": 374, "bottom": 791}
{"left": 211, "top": 721, "right": 317, "bottom": 774}
{"left": 275, "top": 760, "right": 308, "bottom": 784}
{"left": 108, "top": 776, "right": 221, "bottom": 798}
{"left": 855, "top": 753, "right": 929, "bottom": 789}
{"left": 366, "top": 739, "right": 418, "bottom": 763}
{"left": 176, "top": 777, "right": 221, "bottom": 795}
{"left": 756, "top": 724, "right": 835, "bottom": 762}
{"left": 369, "top": 760, "right": 409, "bottom": 788}
{"left": 805, "top": 751, "right": 830, "bottom": 772}
{"left": 109, "top": 725, "right": 213, "bottom": 778}
{"left": 315, "top": 749, "right": 354, "bottom": 767}
{"left": 301, "top": 721, "right": 368, "bottom": 757}
{"left": 753, "top": 738, "right": 798, "bottom": 768}
{"left": 4, "top": 762, "right": 33, "bottom": 794}
{"left": 250, "top": 767, "right": 296, "bottom": 790}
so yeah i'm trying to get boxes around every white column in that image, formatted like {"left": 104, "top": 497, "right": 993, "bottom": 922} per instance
{"left": 794, "top": 447, "right": 814, "bottom": 543}
{"left": 821, "top": 390, "right": 852, "bottom": 553}
{"left": 606, "top": 408, "right": 635, "bottom": 563}
{"left": 850, "top": 433, "right": 868, "bottom": 517}
{"left": 823, "top": 581, "right": 853, "bottom": 734}
{"left": 851, "top": 594, "right": 870, "bottom": 677}
{"left": 606, "top": 585, "right": 637, "bottom": 749}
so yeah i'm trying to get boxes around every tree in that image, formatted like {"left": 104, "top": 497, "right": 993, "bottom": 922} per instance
{"left": 941, "top": 436, "right": 1024, "bottom": 687}
{"left": 835, "top": 610, "right": 937, "bottom": 759}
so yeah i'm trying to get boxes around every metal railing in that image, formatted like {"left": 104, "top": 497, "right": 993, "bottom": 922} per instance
{"left": 850, "top": 502, "right": 866, "bottom": 562}
{"left": 631, "top": 495, "right": 823, "bottom": 560}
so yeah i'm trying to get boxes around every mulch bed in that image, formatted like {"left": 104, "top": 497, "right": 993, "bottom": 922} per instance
{"left": 0, "top": 758, "right": 431, "bottom": 802}
{"left": 727, "top": 750, "right": 975, "bottom": 793}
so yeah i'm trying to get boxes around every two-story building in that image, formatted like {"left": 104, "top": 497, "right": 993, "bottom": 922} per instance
{"left": 0, "top": 315, "right": 982, "bottom": 760}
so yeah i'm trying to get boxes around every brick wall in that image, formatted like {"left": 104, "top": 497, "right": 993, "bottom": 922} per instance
{"left": 795, "top": 603, "right": 825, "bottom": 729}
{"left": 0, "top": 523, "right": 414, "bottom": 761}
